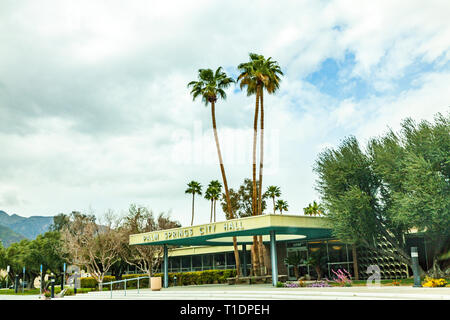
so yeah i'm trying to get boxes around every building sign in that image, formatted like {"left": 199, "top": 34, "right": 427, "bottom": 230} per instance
{"left": 135, "top": 220, "right": 244, "bottom": 244}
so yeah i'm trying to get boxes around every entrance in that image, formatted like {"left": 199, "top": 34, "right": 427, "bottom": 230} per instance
{"left": 286, "top": 244, "right": 308, "bottom": 280}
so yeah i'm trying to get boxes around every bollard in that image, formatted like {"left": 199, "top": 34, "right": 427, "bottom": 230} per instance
{"left": 14, "top": 275, "right": 19, "bottom": 293}
{"left": 411, "top": 247, "right": 422, "bottom": 287}
{"left": 50, "top": 275, "right": 55, "bottom": 298}
{"left": 174, "top": 275, "right": 177, "bottom": 287}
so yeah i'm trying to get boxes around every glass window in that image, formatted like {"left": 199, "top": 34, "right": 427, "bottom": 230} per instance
{"left": 226, "top": 252, "right": 235, "bottom": 266}
{"left": 192, "top": 255, "right": 202, "bottom": 271}
{"left": 202, "top": 254, "right": 212, "bottom": 270}
{"left": 181, "top": 256, "right": 191, "bottom": 271}
{"left": 170, "top": 257, "right": 180, "bottom": 272}
{"left": 214, "top": 253, "right": 225, "bottom": 269}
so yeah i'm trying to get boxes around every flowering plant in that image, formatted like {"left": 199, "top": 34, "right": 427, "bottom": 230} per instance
{"left": 331, "top": 268, "right": 352, "bottom": 287}
{"left": 308, "top": 279, "right": 331, "bottom": 287}
{"left": 391, "top": 280, "right": 401, "bottom": 286}
{"left": 43, "top": 290, "right": 51, "bottom": 298}
{"left": 422, "top": 276, "right": 447, "bottom": 287}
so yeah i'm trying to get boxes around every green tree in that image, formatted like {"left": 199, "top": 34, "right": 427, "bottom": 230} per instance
{"left": 303, "top": 201, "right": 324, "bottom": 216}
{"left": 49, "top": 213, "right": 70, "bottom": 231}
{"left": 314, "top": 113, "right": 450, "bottom": 274}
{"left": 221, "top": 179, "right": 267, "bottom": 219}
{"left": 264, "top": 185, "right": 281, "bottom": 214}
{"left": 238, "top": 53, "right": 283, "bottom": 276}
{"left": 275, "top": 200, "right": 289, "bottom": 214}
{"left": 205, "top": 180, "right": 222, "bottom": 223}
{"left": 188, "top": 67, "right": 241, "bottom": 276}
{"left": 185, "top": 180, "right": 202, "bottom": 226}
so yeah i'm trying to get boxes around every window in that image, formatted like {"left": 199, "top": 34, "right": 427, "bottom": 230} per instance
{"left": 202, "top": 254, "right": 212, "bottom": 270}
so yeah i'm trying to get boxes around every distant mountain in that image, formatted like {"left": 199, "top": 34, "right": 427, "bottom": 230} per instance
{"left": 0, "top": 224, "right": 26, "bottom": 247}
{"left": 0, "top": 210, "right": 54, "bottom": 244}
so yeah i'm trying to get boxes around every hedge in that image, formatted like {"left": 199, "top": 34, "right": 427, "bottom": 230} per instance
{"left": 121, "top": 269, "right": 237, "bottom": 287}
{"left": 80, "top": 276, "right": 116, "bottom": 289}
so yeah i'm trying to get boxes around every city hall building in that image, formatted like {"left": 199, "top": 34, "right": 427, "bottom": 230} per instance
{"left": 129, "top": 214, "right": 428, "bottom": 287}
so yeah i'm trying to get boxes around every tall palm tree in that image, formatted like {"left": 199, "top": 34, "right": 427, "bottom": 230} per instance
{"left": 185, "top": 181, "right": 202, "bottom": 226}
{"left": 238, "top": 53, "right": 283, "bottom": 276}
{"left": 237, "top": 54, "right": 263, "bottom": 275}
{"left": 205, "top": 180, "right": 222, "bottom": 223}
{"left": 204, "top": 187, "right": 214, "bottom": 223}
{"left": 188, "top": 67, "right": 241, "bottom": 276}
{"left": 275, "top": 199, "right": 289, "bottom": 214}
{"left": 209, "top": 180, "right": 222, "bottom": 222}
{"left": 264, "top": 185, "right": 281, "bottom": 214}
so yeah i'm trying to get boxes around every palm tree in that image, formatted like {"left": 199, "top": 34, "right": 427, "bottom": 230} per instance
{"left": 204, "top": 187, "right": 213, "bottom": 223}
{"left": 264, "top": 185, "right": 281, "bottom": 214}
{"left": 237, "top": 53, "right": 283, "bottom": 217}
{"left": 188, "top": 67, "right": 241, "bottom": 277}
{"left": 303, "top": 201, "right": 324, "bottom": 216}
{"left": 275, "top": 199, "right": 288, "bottom": 214}
{"left": 185, "top": 181, "right": 202, "bottom": 226}
{"left": 205, "top": 180, "right": 222, "bottom": 223}
{"left": 238, "top": 54, "right": 283, "bottom": 276}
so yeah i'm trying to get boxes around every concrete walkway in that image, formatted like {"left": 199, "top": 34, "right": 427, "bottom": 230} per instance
{"left": 1, "top": 284, "right": 449, "bottom": 300}
{"left": 57, "top": 284, "right": 450, "bottom": 300}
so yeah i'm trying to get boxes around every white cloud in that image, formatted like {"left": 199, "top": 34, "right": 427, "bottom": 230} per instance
{"left": 0, "top": 1, "right": 449, "bottom": 226}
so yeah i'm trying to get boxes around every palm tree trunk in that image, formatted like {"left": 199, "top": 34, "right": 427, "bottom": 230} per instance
{"left": 258, "top": 90, "right": 266, "bottom": 275}
{"left": 258, "top": 89, "right": 264, "bottom": 217}
{"left": 273, "top": 197, "right": 276, "bottom": 214}
{"left": 191, "top": 193, "right": 195, "bottom": 226}
{"left": 214, "top": 199, "right": 216, "bottom": 222}
{"left": 211, "top": 100, "right": 240, "bottom": 277}
{"left": 251, "top": 87, "right": 261, "bottom": 276}
{"left": 210, "top": 200, "right": 213, "bottom": 223}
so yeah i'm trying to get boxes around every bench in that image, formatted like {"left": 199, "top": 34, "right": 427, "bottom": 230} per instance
{"left": 227, "top": 275, "right": 288, "bottom": 285}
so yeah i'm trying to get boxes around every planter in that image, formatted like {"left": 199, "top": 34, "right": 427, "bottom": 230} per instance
{"left": 151, "top": 277, "right": 162, "bottom": 291}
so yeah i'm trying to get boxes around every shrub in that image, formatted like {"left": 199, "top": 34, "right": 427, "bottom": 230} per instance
{"left": 121, "top": 269, "right": 236, "bottom": 287}
{"left": 80, "top": 276, "right": 116, "bottom": 289}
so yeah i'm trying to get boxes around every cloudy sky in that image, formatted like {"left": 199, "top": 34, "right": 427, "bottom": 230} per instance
{"left": 1, "top": 0, "right": 449, "bottom": 226}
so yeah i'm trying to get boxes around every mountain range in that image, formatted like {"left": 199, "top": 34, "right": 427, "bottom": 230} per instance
{"left": 0, "top": 210, "right": 54, "bottom": 247}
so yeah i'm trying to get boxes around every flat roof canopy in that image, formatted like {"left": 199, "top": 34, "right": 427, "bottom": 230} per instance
{"left": 129, "top": 214, "right": 333, "bottom": 246}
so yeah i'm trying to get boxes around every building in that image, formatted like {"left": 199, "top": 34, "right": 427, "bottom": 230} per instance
{"left": 129, "top": 214, "right": 429, "bottom": 286}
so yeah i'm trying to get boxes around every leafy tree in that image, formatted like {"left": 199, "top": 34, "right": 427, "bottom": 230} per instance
{"left": 49, "top": 213, "right": 70, "bottom": 231}
{"left": 221, "top": 179, "right": 267, "bottom": 219}
{"left": 188, "top": 67, "right": 241, "bottom": 276}
{"left": 185, "top": 180, "right": 202, "bottom": 226}
{"left": 314, "top": 113, "right": 450, "bottom": 275}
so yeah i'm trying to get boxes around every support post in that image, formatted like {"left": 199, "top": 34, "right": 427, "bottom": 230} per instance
{"left": 270, "top": 231, "right": 278, "bottom": 286}
{"left": 163, "top": 244, "right": 168, "bottom": 288}
{"left": 242, "top": 244, "right": 247, "bottom": 277}
{"left": 411, "top": 247, "right": 422, "bottom": 287}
